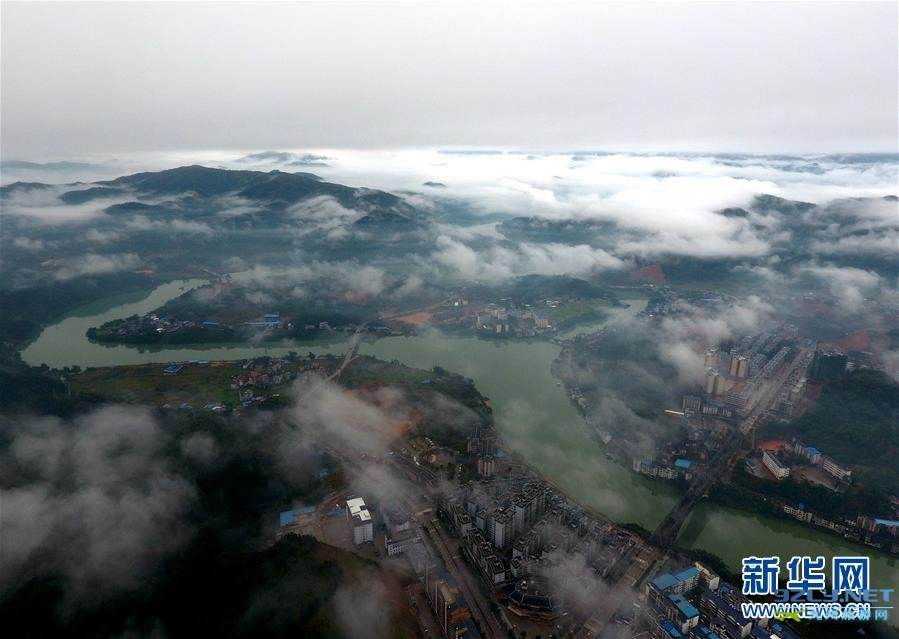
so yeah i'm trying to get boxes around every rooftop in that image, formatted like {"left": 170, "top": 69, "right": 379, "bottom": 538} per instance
{"left": 659, "top": 620, "right": 683, "bottom": 638}
{"left": 694, "top": 626, "right": 723, "bottom": 639}
{"left": 674, "top": 567, "right": 700, "bottom": 582}
{"left": 668, "top": 593, "right": 699, "bottom": 620}
{"left": 651, "top": 574, "right": 680, "bottom": 591}
{"left": 874, "top": 518, "right": 899, "bottom": 527}
{"left": 347, "top": 497, "right": 372, "bottom": 523}
{"left": 279, "top": 505, "right": 315, "bottom": 527}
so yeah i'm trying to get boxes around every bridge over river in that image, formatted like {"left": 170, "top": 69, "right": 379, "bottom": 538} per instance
{"left": 574, "top": 426, "right": 746, "bottom": 638}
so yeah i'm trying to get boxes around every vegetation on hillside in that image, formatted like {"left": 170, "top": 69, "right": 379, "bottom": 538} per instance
{"left": 764, "top": 369, "right": 899, "bottom": 496}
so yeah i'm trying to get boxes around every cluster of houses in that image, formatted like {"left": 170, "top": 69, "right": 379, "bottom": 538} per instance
{"left": 473, "top": 301, "right": 553, "bottom": 336}
{"left": 108, "top": 313, "right": 200, "bottom": 338}
{"left": 440, "top": 477, "right": 645, "bottom": 621}
{"left": 230, "top": 357, "right": 292, "bottom": 390}
{"left": 758, "top": 439, "right": 852, "bottom": 484}
{"left": 632, "top": 457, "right": 694, "bottom": 481}
{"left": 645, "top": 564, "right": 801, "bottom": 639}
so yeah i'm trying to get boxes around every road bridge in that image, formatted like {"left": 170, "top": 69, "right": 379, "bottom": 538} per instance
{"left": 326, "top": 328, "right": 364, "bottom": 382}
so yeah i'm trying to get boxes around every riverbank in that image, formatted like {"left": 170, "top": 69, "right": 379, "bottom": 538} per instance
{"left": 17, "top": 279, "right": 898, "bottom": 610}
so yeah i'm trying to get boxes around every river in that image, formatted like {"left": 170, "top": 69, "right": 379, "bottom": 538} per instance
{"left": 19, "top": 279, "right": 898, "bottom": 599}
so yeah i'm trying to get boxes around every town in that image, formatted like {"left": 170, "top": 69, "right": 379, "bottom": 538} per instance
{"left": 71, "top": 339, "right": 825, "bottom": 638}
{"left": 557, "top": 307, "right": 899, "bottom": 563}
{"left": 274, "top": 398, "right": 808, "bottom": 639}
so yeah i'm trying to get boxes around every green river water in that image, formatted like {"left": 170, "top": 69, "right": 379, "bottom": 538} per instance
{"left": 19, "top": 279, "right": 898, "bottom": 600}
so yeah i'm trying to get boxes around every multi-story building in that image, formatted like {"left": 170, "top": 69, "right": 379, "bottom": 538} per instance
{"left": 477, "top": 456, "right": 495, "bottom": 477}
{"left": 653, "top": 593, "right": 701, "bottom": 635}
{"left": 736, "top": 356, "right": 749, "bottom": 379}
{"left": 694, "top": 563, "right": 720, "bottom": 592}
{"left": 821, "top": 455, "right": 852, "bottom": 482}
{"left": 705, "top": 369, "right": 726, "bottom": 395}
{"left": 699, "top": 589, "right": 752, "bottom": 638}
{"left": 691, "top": 625, "right": 724, "bottom": 639}
{"left": 346, "top": 497, "right": 374, "bottom": 545}
{"left": 788, "top": 378, "right": 806, "bottom": 404}
{"left": 701, "top": 400, "right": 736, "bottom": 419}
{"left": 782, "top": 503, "right": 813, "bottom": 522}
{"left": 761, "top": 451, "right": 790, "bottom": 480}
{"left": 801, "top": 444, "right": 821, "bottom": 464}
{"left": 651, "top": 619, "right": 688, "bottom": 638}
{"left": 490, "top": 510, "right": 514, "bottom": 549}
{"left": 809, "top": 349, "right": 847, "bottom": 382}
{"left": 386, "top": 528, "right": 421, "bottom": 556}
{"left": 511, "top": 485, "right": 548, "bottom": 535}
{"left": 760, "top": 347, "right": 791, "bottom": 378}
{"left": 425, "top": 571, "right": 481, "bottom": 639}
{"left": 729, "top": 353, "right": 740, "bottom": 377}
{"left": 683, "top": 395, "right": 702, "bottom": 413}
{"left": 382, "top": 502, "right": 411, "bottom": 535}
{"left": 647, "top": 570, "right": 703, "bottom": 634}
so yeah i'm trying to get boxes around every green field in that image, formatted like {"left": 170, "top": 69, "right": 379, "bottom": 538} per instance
{"left": 547, "top": 299, "right": 612, "bottom": 326}
{"left": 69, "top": 363, "right": 253, "bottom": 407}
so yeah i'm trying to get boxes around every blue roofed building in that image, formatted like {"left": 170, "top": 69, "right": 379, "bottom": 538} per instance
{"left": 874, "top": 517, "right": 899, "bottom": 529}
{"left": 669, "top": 592, "right": 700, "bottom": 623}
{"left": 767, "top": 621, "right": 801, "bottom": 639}
{"left": 279, "top": 505, "right": 316, "bottom": 527}
{"left": 653, "top": 619, "right": 684, "bottom": 638}
{"left": 692, "top": 625, "right": 723, "bottom": 639}
{"left": 699, "top": 589, "right": 753, "bottom": 639}
{"left": 648, "top": 575, "right": 701, "bottom": 635}
{"left": 652, "top": 573, "right": 681, "bottom": 591}
{"left": 648, "top": 568, "right": 758, "bottom": 637}
{"left": 675, "top": 459, "right": 692, "bottom": 470}
{"left": 649, "top": 567, "right": 700, "bottom": 597}
{"left": 857, "top": 515, "right": 899, "bottom": 542}
{"left": 802, "top": 445, "right": 822, "bottom": 464}
{"left": 651, "top": 590, "right": 700, "bottom": 634}
{"left": 674, "top": 567, "right": 700, "bottom": 592}
{"left": 716, "top": 582, "right": 753, "bottom": 610}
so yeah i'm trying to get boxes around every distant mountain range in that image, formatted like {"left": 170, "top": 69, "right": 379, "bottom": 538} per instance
{"left": 2, "top": 165, "right": 427, "bottom": 233}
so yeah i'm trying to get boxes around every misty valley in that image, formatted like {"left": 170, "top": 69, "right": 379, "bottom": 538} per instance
{"left": 1, "top": 151, "right": 897, "bottom": 639}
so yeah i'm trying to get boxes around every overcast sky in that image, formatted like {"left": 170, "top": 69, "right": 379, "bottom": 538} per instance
{"left": 2, "top": 1, "right": 897, "bottom": 158}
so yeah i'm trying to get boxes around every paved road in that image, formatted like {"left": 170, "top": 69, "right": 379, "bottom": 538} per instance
{"left": 425, "top": 519, "right": 505, "bottom": 639}
{"left": 648, "top": 427, "right": 743, "bottom": 548}
{"left": 408, "top": 581, "right": 439, "bottom": 639}
{"left": 576, "top": 349, "right": 815, "bottom": 636}
{"left": 650, "top": 347, "right": 813, "bottom": 548}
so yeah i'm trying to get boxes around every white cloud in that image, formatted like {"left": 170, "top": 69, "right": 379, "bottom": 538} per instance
{"left": 799, "top": 265, "right": 883, "bottom": 313}
{"left": 1, "top": 406, "right": 195, "bottom": 597}
{"left": 433, "top": 235, "right": 624, "bottom": 281}
{"left": 171, "top": 219, "right": 214, "bottom": 236}
{"left": 84, "top": 228, "right": 122, "bottom": 243}
{"left": 0, "top": 185, "right": 121, "bottom": 225}
{"left": 13, "top": 236, "right": 45, "bottom": 250}
{"left": 53, "top": 252, "right": 142, "bottom": 280}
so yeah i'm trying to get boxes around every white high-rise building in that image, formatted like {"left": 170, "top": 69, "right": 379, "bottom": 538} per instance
{"left": 346, "top": 497, "right": 374, "bottom": 544}
{"left": 762, "top": 451, "right": 790, "bottom": 480}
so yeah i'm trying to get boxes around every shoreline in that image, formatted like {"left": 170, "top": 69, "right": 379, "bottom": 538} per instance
{"left": 20, "top": 284, "right": 898, "bottom": 597}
